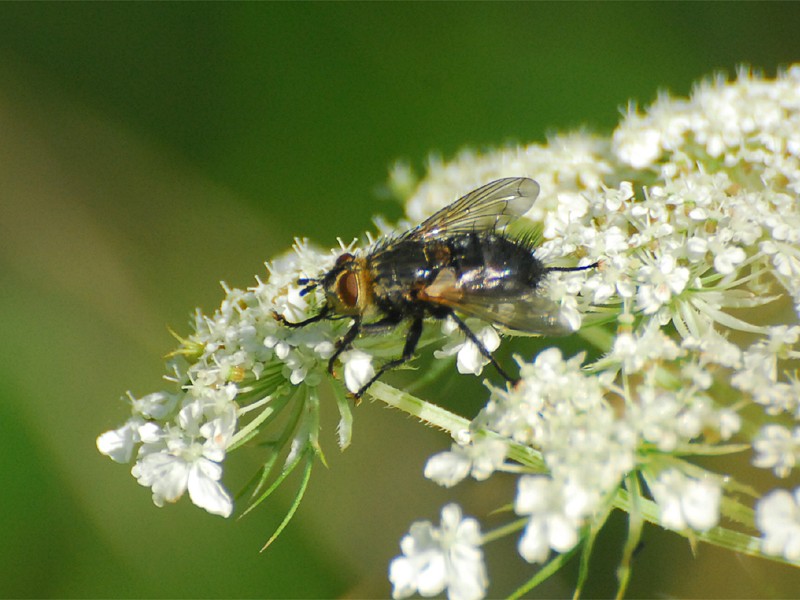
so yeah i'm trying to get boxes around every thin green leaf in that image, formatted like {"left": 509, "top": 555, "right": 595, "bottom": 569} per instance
{"left": 689, "top": 296, "right": 768, "bottom": 333}
{"left": 236, "top": 442, "right": 279, "bottom": 502}
{"left": 244, "top": 389, "right": 310, "bottom": 502}
{"left": 507, "top": 544, "right": 580, "bottom": 600}
{"left": 719, "top": 495, "right": 756, "bottom": 529}
{"left": 241, "top": 429, "right": 308, "bottom": 517}
{"left": 260, "top": 449, "right": 315, "bottom": 551}
{"left": 305, "top": 388, "right": 327, "bottom": 467}
{"left": 672, "top": 442, "right": 751, "bottom": 457}
{"left": 331, "top": 379, "right": 354, "bottom": 450}
{"left": 575, "top": 498, "right": 614, "bottom": 599}
{"left": 481, "top": 516, "right": 528, "bottom": 545}
{"left": 617, "top": 474, "right": 644, "bottom": 600}
{"left": 577, "top": 320, "right": 617, "bottom": 351}
{"left": 228, "top": 390, "right": 291, "bottom": 451}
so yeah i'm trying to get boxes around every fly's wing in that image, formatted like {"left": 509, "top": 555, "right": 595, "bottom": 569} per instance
{"left": 442, "top": 291, "right": 573, "bottom": 336}
{"left": 405, "top": 177, "right": 540, "bottom": 241}
{"left": 420, "top": 269, "right": 573, "bottom": 336}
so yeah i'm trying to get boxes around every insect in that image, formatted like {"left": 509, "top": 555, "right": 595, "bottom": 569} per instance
{"left": 276, "top": 177, "right": 597, "bottom": 398}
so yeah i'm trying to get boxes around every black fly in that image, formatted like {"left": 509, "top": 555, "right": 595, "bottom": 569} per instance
{"left": 276, "top": 177, "right": 597, "bottom": 398}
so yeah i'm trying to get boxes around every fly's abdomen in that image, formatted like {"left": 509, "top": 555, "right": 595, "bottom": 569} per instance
{"left": 447, "top": 233, "right": 546, "bottom": 294}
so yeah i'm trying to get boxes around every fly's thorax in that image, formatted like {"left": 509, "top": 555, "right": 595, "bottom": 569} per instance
{"left": 323, "top": 252, "right": 375, "bottom": 316}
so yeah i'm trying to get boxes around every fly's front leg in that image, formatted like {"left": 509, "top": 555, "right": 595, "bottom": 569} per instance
{"left": 448, "top": 312, "right": 516, "bottom": 384}
{"left": 354, "top": 316, "right": 423, "bottom": 399}
{"left": 273, "top": 305, "right": 330, "bottom": 328}
{"left": 328, "top": 317, "right": 362, "bottom": 374}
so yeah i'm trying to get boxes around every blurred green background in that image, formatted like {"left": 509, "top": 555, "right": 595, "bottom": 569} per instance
{"left": 2, "top": 3, "right": 800, "bottom": 598}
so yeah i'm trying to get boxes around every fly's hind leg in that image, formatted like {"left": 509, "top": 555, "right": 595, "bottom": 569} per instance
{"left": 447, "top": 311, "right": 516, "bottom": 384}
{"left": 354, "top": 316, "right": 423, "bottom": 399}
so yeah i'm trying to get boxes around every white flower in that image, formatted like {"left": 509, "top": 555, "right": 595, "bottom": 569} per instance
{"left": 277, "top": 283, "right": 312, "bottom": 323}
{"left": 583, "top": 253, "right": 635, "bottom": 303}
{"left": 732, "top": 329, "right": 800, "bottom": 415}
{"left": 435, "top": 320, "right": 500, "bottom": 376}
{"left": 480, "top": 348, "right": 579, "bottom": 444}
{"left": 542, "top": 191, "right": 590, "bottom": 241}
{"left": 132, "top": 427, "right": 233, "bottom": 518}
{"left": 389, "top": 504, "right": 487, "bottom": 600}
{"left": 609, "top": 322, "right": 682, "bottom": 374}
{"left": 681, "top": 330, "right": 742, "bottom": 370}
{"left": 756, "top": 487, "right": 800, "bottom": 562}
{"left": 341, "top": 349, "right": 376, "bottom": 394}
{"left": 97, "top": 417, "right": 146, "bottom": 464}
{"left": 131, "top": 391, "right": 179, "bottom": 420}
{"left": 713, "top": 244, "right": 746, "bottom": 275}
{"left": 424, "top": 438, "right": 507, "bottom": 487}
{"left": 613, "top": 115, "right": 663, "bottom": 168}
{"left": 649, "top": 469, "right": 721, "bottom": 532}
{"left": 485, "top": 349, "right": 636, "bottom": 501}
{"left": 636, "top": 254, "right": 690, "bottom": 315}
{"left": 515, "top": 476, "right": 581, "bottom": 564}
{"left": 131, "top": 403, "right": 235, "bottom": 518}
{"left": 424, "top": 449, "right": 471, "bottom": 488}
{"left": 753, "top": 424, "right": 800, "bottom": 478}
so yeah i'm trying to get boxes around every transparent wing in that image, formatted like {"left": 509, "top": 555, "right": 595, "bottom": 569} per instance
{"left": 420, "top": 270, "right": 573, "bottom": 336}
{"left": 405, "top": 177, "right": 540, "bottom": 240}
{"left": 442, "top": 292, "right": 572, "bottom": 336}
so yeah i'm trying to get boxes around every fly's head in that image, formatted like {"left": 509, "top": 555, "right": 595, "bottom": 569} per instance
{"left": 299, "top": 252, "right": 364, "bottom": 317}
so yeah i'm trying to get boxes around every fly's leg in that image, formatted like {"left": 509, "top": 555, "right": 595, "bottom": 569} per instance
{"left": 354, "top": 316, "right": 423, "bottom": 399}
{"left": 272, "top": 303, "right": 351, "bottom": 375}
{"left": 273, "top": 305, "right": 330, "bottom": 328}
{"left": 447, "top": 311, "right": 516, "bottom": 384}
{"left": 546, "top": 261, "right": 599, "bottom": 273}
{"left": 327, "top": 317, "right": 362, "bottom": 374}
{"left": 328, "top": 313, "right": 403, "bottom": 386}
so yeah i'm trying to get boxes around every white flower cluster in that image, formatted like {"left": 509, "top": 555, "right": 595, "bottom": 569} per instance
{"left": 97, "top": 241, "right": 346, "bottom": 516}
{"left": 757, "top": 487, "right": 800, "bottom": 562}
{"left": 613, "top": 67, "right": 800, "bottom": 315}
{"left": 431, "top": 342, "right": 726, "bottom": 568}
{"left": 391, "top": 67, "right": 800, "bottom": 598}
{"left": 390, "top": 504, "right": 487, "bottom": 600}
{"left": 97, "top": 66, "right": 800, "bottom": 597}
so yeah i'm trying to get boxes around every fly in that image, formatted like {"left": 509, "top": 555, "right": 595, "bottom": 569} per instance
{"left": 276, "top": 177, "right": 597, "bottom": 398}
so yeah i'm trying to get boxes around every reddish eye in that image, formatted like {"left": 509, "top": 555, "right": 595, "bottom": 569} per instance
{"left": 337, "top": 271, "right": 359, "bottom": 307}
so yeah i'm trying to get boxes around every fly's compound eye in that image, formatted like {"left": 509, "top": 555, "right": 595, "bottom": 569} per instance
{"left": 336, "top": 270, "right": 359, "bottom": 308}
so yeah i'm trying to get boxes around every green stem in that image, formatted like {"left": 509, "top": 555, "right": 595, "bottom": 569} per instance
{"left": 367, "top": 381, "right": 471, "bottom": 433}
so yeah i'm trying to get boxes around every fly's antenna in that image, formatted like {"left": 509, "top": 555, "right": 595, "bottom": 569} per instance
{"left": 297, "top": 277, "right": 319, "bottom": 297}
